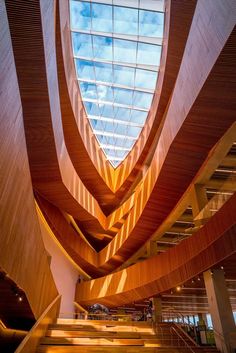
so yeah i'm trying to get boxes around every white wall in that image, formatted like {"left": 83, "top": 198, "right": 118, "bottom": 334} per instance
{"left": 38, "top": 214, "right": 79, "bottom": 318}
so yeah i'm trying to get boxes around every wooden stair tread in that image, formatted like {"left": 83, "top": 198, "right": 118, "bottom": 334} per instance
{"left": 41, "top": 337, "right": 145, "bottom": 346}
{"left": 49, "top": 324, "right": 154, "bottom": 333}
{"left": 37, "top": 320, "right": 217, "bottom": 353}
{"left": 42, "top": 336, "right": 190, "bottom": 346}
{"left": 47, "top": 329, "right": 155, "bottom": 338}
{"left": 56, "top": 319, "right": 153, "bottom": 327}
{"left": 37, "top": 346, "right": 188, "bottom": 353}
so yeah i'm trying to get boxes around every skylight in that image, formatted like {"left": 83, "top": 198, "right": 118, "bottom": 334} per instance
{"left": 70, "top": 0, "right": 164, "bottom": 167}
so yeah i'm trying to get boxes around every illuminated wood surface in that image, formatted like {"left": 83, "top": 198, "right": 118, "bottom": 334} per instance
{"left": 36, "top": 195, "right": 105, "bottom": 278}
{"left": 3, "top": 0, "right": 236, "bottom": 282}
{"left": 96, "top": 0, "right": 236, "bottom": 270}
{"left": 37, "top": 320, "right": 218, "bottom": 352}
{"left": 5, "top": 0, "right": 107, "bottom": 230}
{"left": 0, "top": 1, "right": 58, "bottom": 319}
{"left": 75, "top": 193, "right": 236, "bottom": 307}
{"left": 57, "top": 0, "right": 197, "bottom": 204}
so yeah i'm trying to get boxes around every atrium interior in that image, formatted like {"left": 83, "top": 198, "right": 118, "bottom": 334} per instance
{"left": 0, "top": 0, "right": 236, "bottom": 352}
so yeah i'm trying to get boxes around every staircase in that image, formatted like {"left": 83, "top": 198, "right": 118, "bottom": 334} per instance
{"left": 37, "top": 319, "right": 219, "bottom": 353}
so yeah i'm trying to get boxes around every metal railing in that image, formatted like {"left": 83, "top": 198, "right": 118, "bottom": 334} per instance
{"left": 58, "top": 311, "right": 138, "bottom": 321}
{"left": 170, "top": 325, "right": 197, "bottom": 353}
{"left": 152, "top": 321, "right": 199, "bottom": 351}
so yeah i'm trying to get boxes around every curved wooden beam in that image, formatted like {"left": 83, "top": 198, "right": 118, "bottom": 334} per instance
{"left": 75, "top": 193, "right": 236, "bottom": 307}
{"left": 58, "top": 0, "right": 197, "bottom": 203}
{"left": 6, "top": 0, "right": 236, "bottom": 264}
{"left": 5, "top": 0, "right": 196, "bottom": 244}
{"left": 5, "top": 0, "right": 108, "bottom": 230}
{"left": 35, "top": 195, "right": 106, "bottom": 278}
{"left": 96, "top": 1, "right": 236, "bottom": 270}
{"left": 37, "top": 0, "right": 236, "bottom": 268}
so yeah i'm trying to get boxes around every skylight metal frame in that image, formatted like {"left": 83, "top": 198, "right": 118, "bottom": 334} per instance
{"left": 78, "top": 78, "right": 155, "bottom": 94}
{"left": 70, "top": 0, "right": 164, "bottom": 167}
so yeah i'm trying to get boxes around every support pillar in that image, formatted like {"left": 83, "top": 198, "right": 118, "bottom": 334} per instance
{"left": 146, "top": 241, "right": 158, "bottom": 257}
{"left": 152, "top": 296, "right": 162, "bottom": 322}
{"left": 204, "top": 269, "right": 236, "bottom": 353}
{"left": 191, "top": 184, "right": 211, "bottom": 226}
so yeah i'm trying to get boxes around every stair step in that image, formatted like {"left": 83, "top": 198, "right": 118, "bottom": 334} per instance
{"left": 40, "top": 337, "right": 189, "bottom": 347}
{"left": 49, "top": 324, "right": 154, "bottom": 333}
{"left": 47, "top": 329, "right": 155, "bottom": 338}
{"left": 41, "top": 337, "right": 145, "bottom": 346}
{"left": 37, "top": 346, "right": 189, "bottom": 353}
{"left": 56, "top": 319, "right": 153, "bottom": 328}
{"left": 37, "top": 320, "right": 218, "bottom": 353}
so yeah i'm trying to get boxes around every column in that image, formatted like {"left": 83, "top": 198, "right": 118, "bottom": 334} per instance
{"left": 204, "top": 269, "right": 236, "bottom": 353}
{"left": 152, "top": 296, "right": 162, "bottom": 323}
{"left": 146, "top": 241, "right": 158, "bottom": 257}
{"left": 191, "top": 184, "right": 211, "bottom": 226}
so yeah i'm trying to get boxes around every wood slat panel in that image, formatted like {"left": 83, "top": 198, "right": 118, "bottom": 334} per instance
{"left": 5, "top": 0, "right": 107, "bottom": 229}
{"left": 57, "top": 0, "right": 197, "bottom": 206}
{"left": 96, "top": 1, "right": 236, "bottom": 270}
{"left": 0, "top": 1, "right": 58, "bottom": 319}
{"left": 75, "top": 193, "right": 236, "bottom": 306}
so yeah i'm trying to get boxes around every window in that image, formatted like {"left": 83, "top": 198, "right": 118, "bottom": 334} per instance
{"left": 70, "top": 0, "right": 164, "bottom": 167}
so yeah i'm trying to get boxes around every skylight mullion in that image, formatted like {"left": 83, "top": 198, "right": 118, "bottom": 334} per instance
{"left": 87, "top": 115, "right": 144, "bottom": 128}
{"left": 100, "top": 144, "right": 130, "bottom": 151}
{"left": 82, "top": 98, "right": 149, "bottom": 112}
{"left": 105, "top": 156, "right": 124, "bottom": 161}
{"left": 90, "top": 16, "right": 109, "bottom": 146}
{"left": 82, "top": 85, "right": 153, "bottom": 110}
{"left": 71, "top": 29, "right": 163, "bottom": 45}
{"left": 74, "top": 55, "right": 159, "bottom": 72}
{"left": 76, "top": 0, "right": 165, "bottom": 15}
{"left": 78, "top": 78, "right": 154, "bottom": 94}
{"left": 94, "top": 130, "right": 137, "bottom": 140}
{"left": 111, "top": 5, "right": 119, "bottom": 158}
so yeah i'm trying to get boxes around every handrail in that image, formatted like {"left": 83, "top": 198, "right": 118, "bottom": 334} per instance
{"left": 74, "top": 301, "right": 88, "bottom": 314}
{"left": 174, "top": 323, "right": 198, "bottom": 346}
{"left": 164, "top": 312, "right": 190, "bottom": 325}
{"left": 15, "top": 294, "right": 61, "bottom": 353}
{"left": 170, "top": 325, "right": 197, "bottom": 353}
{"left": 152, "top": 321, "right": 164, "bottom": 341}
{"left": 58, "top": 311, "right": 137, "bottom": 321}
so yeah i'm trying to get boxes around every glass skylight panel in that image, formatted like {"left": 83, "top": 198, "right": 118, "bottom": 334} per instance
{"left": 92, "top": 3, "right": 112, "bottom": 32}
{"left": 114, "top": 7, "right": 138, "bottom": 35}
{"left": 76, "top": 60, "right": 157, "bottom": 92}
{"left": 85, "top": 103, "right": 148, "bottom": 125}
{"left": 94, "top": 62, "right": 113, "bottom": 83}
{"left": 75, "top": 59, "right": 95, "bottom": 80}
{"left": 81, "top": 83, "right": 153, "bottom": 110}
{"left": 70, "top": 0, "right": 164, "bottom": 167}
{"left": 135, "top": 69, "right": 157, "bottom": 90}
{"left": 137, "top": 42, "right": 161, "bottom": 65}
{"left": 93, "top": 35, "right": 113, "bottom": 60}
{"left": 139, "top": 10, "right": 164, "bottom": 37}
{"left": 72, "top": 33, "right": 93, "bottom": 57}
{"left": 103, "top": 148, "right": 128, "bottom": 159}
{"left": 70, "top": 1, "right": 91, "bottom": 30}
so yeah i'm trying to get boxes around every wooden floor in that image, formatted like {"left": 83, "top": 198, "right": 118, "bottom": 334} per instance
{"left": 37, "top": 319, "right": 218, "bottom": 353}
